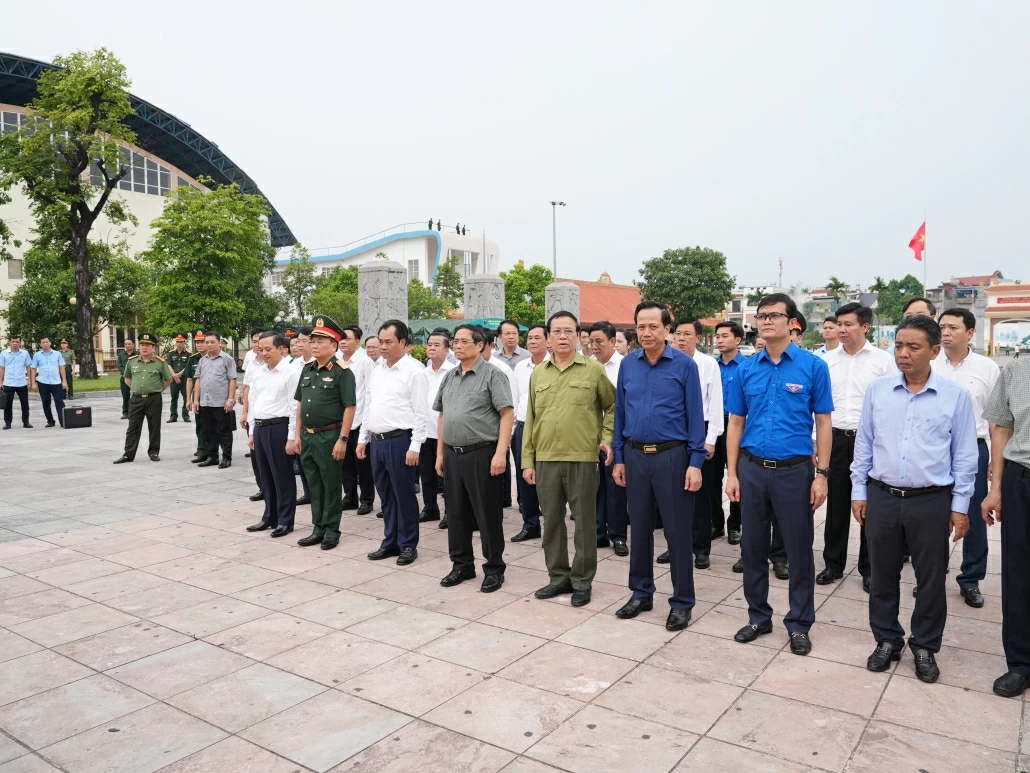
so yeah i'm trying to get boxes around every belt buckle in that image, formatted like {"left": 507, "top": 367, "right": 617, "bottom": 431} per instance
{"left": 306, "top": 427, "right": 315, "bottom": 434}
{"left": 140, "top": 393, "right": 149, "bottom": 398}
{"left": 643, "top": 444, "right": 657, "bottom": 454}
{"left": 454, "top": 445, "right": 465, "bottom": 454}
{"left": 889, "top": 486, "right": 906, "bottom": 498}
{"left": 762, "top": 459, "right": 777, "bottom": 469}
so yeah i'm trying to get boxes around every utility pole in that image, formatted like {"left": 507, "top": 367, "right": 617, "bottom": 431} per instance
{"left": 550, "top": 201, "right": 566, "bottom": 278}
{"left": 778, "top": 257, "right": 783, "bottom": 288}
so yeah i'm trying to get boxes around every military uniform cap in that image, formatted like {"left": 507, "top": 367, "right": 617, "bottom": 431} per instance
{"left": 59, "top": 338, "right": 68, "bottom": 345}
{"left": 174, "top": 333, "right": 187, "bottom": 342}
{"left": 193, "top": 329, "right": 206, "bottom": 341}
{"left": 284, "top": 327, "right": 297, "bottom": 338}
{"left": 310, "top": 315, "right": 343, "bottom": 342}
{"left": 138, "top": 333, "right": 159, "bottom": 346}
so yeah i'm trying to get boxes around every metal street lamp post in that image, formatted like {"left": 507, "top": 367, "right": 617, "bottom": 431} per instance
{"left": 550, "top": 201, "right": 566, "bottom": 278}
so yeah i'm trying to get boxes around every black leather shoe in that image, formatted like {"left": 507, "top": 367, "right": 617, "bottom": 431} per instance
{"left": 376, "top": 511, "right": 384, "bottom": 519}
{"left": 341, "top": 499, "right": 358, "bottom": 511}
{"left": 711, "top": 528, "right": 725, "bottom": 540}
{"left": 246, "top": 522, "right": 272, "bottom": 532}
{"left": 613, "top": 540, "right": 629, "bottom": 557}
{"left": 862, "top": 576, "right": 871, "bottom": 593}
{"left": 249, "top": 491, "right": 265, "bottom": 502}
{"left": 45, "top": 422, "right": 56, "bottom": 428}
{"left": 772, "top": 562, "right": 790, "bottom": 580}
{"left": 112, "top": 456, "right": 132, "bottom": 464}
{"left": 121, "top": 414, "right": 128, "bottom": 420}
{"left": 438, "top": 517, "right": 448, "bottom": 529}
{"left": 656, "top": 550, "right": 670, "bottom": 564}
{"left": 148, "top": 453, "right": 160, "bottom": 462}
{"left": 218, "top": 459, "right": 231, "bottom": 469}
{"left": 993, "top": 671, "right": 1030, "bottom": 698}
{"left": 183, "top": 416, "right": 191, "bottom": 423}
{"left": 1, "top": 425, "right": 10, "bottom": 430}
{"left": 419, "top": 509, "right": 441, "bottom": 523}
{"left": 912, "top": 585, "right": 918, "bottom": 597}
{"left": 695, "top": 555, "right": 710, "bottom": 570}
{"left": 356, "top": 503, "right": 373, "bottom": 515}
{"left": 321, "top": 537, "right": 339, "bottom": 550}
{"left": 571, "top": 588, "right": 591, "bottom": 607}
{"left": 191, "top": 456, "right": 208, "bottom": 464}
{"left": 166, "top": 417, "right": 177, "bottom": 423}
{"left": 244, "top": 452, "right": 252, "bottom": 458}
{"left": 789, "top": 631, "right": 812, "bottom": 655}
{"left": 960, "top": 585, "right": 985, "bottom": 608}
{"left": 732, "top": 558, "right": 744, "bottom": 573}
{"left": 296, "top": 496, "right": 310, "bottom": 505}
{"left": 271, "top": 526, "right": 293, "bottom": 538}
{"left": 728, "top": 530, "right": 741, "bottom": 545}
{"left": 297, "top": 534, "right": 323, "bottom": 547}
{"left": 197, "top": 458, "right": 219, "bottom": 467}
{"left": 734, "top": 621, "right": 773, "bottom": 643}
{"left": 482, "top": 574, "right": 505, "bottom": 593}
{"left": 511, "top": 529, "right": 541, "bottom": 542}
{"left": 912, "top": 647, "right": 940, "bottom": 683}
{"left": 368, "top": 547, "right": 400, "bottom": 561}
{"left": 502, "top": 500, "right": 512, "bottom": 508}
{"left": 816, "top": 567, "right": 843, "bottom": 585}
{"left": 535, "top": 581, "right": 574, "bottom": 599}
{"left": 866, "top": 642, "right": 902, "bottom": 671}
{"left": 440, "top": 567, "right": 476, "bottom": 587}
{"left": 597, "top": 537, "right": 611, "bottom": 548}
{"left": 397, "top": 547, "right": 417, "bottom": 565}
{"left": 666, "top": 608, "right": 691, "bottom": 631}
{"left": 615, "top": 598, "right": 653, "bottom": 618}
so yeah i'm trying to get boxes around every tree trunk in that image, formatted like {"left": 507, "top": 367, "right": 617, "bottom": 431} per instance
{"left": 71, "top": 228, "right": 98, "bottom": 379}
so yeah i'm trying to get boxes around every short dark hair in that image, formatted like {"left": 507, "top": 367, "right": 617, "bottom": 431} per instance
{"left": 250, "top": 328, "right": 264, "bottom": 338}
{"left": 259, "top": 331, "right": 288, "bottom": 349}
{"left": 427, "top": 331, "right": 451, "bottom": 348}
{"left": 204, "top": 330, "right": 219, "bottom": 340}
{"left": 124, "top": 338, "right": 134, "bottom": 344}
{"left": 897, "top": 315, "right": 942, "bottom": 347}
{"left": 9, "top": 334, "right": 21, "bottom": 341}
{"left": 298, "top": 327, "right": 313, "bottom": 337}
{"left": 342, "top": 326, "right": 361, "bottom": 343}
{"left": 589, "top": 321, "right": 616, "bottom": 340}
{"left": 823, "top": 316, "right": 838, "bottom": 325}
{"left": 378, "top": 320, "right": 409, "bottom": 345}
{"left": 902, "top": 297, "right": 937, "bottom": 316}
{"left": 756, "top": 293, "right": 798, "bottom": 321}
{"left": 714, "top": 320, "right": 745, "bottom": 340}
{"left": 497, "top": 319, "right": 520, "bottom": 336}
{"left": 526, "top": 323, "right": 547, "bottom": 338}
{"left": 634, "top": 300, "right": 672, "bottom": 327}
{"left": 939, "top": 307, "right": 976, "bottom": 331}
{"left": 546, "top": 310, "right": 579, "bottom": 334}
{"left": 453, "top": 324, "right": 486, "bottom": 348}
{"left": 364, "top": 335, "right": 379, "bottom": 345}
{"left": 835, "top": 302, "right": 872, "bottom": 326}
{"left": 480, "top": 327, "right": 496, "bottom": 345}
{"left": 673, "top": 316, "right": 703, "bottom": 337}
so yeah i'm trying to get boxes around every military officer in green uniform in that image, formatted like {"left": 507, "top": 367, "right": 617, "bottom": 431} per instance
{"left": 166, "top": 333, "right": 192, "bottom": 423}
{"left": 59, "top": 339, "right": 75, "bottom": 399}
{"left": 114, "top": 333, "right": 172, "bottom": 464}
{"left": 117, "top": 338, "right": 135, "bottom": 419}
{"left": 293, "top": 315, "right": 357, "bottom": 550}
{"left": 186, "top": 330, "right": 208, "bottom": 462}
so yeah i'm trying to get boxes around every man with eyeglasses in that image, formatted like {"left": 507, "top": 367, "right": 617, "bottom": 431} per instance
{"left": 725, "top": 293, "right": 833, "bottom": 656}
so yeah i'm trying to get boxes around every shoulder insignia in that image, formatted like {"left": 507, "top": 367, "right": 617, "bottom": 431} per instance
{"left": 128, "top": 355, "right": 140, "bottom": 361}
{"left": 326, "top": 361, "right": 333, "bottom": 370}
{"left": 191, "top": 352, "right": 202, "bottom": 358}
{"left": 154, "top": 355, "right": 165, "bottom": 362}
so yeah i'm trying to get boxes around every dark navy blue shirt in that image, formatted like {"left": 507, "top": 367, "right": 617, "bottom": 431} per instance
{"left": 717, "top": 352, "right": 747, "bottom": 411}
{"left": 613, "top": 343, "right": 707, "bottom": 468}
{"left": 725, "top": 342, "right": 834, "bottom": 460}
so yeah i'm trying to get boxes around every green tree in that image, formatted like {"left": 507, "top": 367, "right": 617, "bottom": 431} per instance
{"left": 435, "top": 254, "right": 465, "bottom": 307}
{"left": 500, "top": 262, "right": 553, "bottom": 325}
{"left": 745, "top": 288, "right": 766, "bottom": 306}
{"left": 306, "top": 286, "right": 358, "bottom": 327}
{"left": 277, "top": 243, "right": 317, "bottom": 318}
{"left": 314, "top": 264, "right": 359, "bottom": 295}
{"left": 874, "top": 274, "right": 925, "bottom": 324}
{"left": 637, "top": 247, "right": 735, "bottom": 319}
{"left": 408, "top": 278, "right": 451, "bottom": 320}
{"left": 825, "top": 275, "right": 850, "bottom": 304}
{"left": 141, "top": 179, "right": 276, "bottom": 336}
{"left": 870, "top": 275, "right": 887, "bottom": 293}
{"left": 0, "top": 49, "right": 138, "bottom": 377}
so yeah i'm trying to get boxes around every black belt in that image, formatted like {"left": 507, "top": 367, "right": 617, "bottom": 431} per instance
{"left": 744, "top": 450, "right": 811, "bottom": 469}
{"left": 628, "top": 440, "right": 684, "bottom": 454}
{"left": 1008, "top": 460, "right": 1030, "bottom": 479}
{"left": 306, "top": 421, "right": 342, "bottom": 435}
{"left": 371, "top": 428, "right": 409, "bottom": 441}
{"left": 447, "top": 440, "right": 494, "bottom": 454}
{"left": 870, "top": 479, "right": 951, "bottom": 498}
{"left": 832, "top": 427, "right": 857, "bottom": 437}
{"left": 254, "top": 417, "right": 289, "bottom": 427}
{"left": 978, "top": 438, "right": 988, "bottom": 446}
{"left": 134, "top": 393, "right": 158, "bottom": 399}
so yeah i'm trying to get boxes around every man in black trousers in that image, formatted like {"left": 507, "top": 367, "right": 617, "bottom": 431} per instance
{"left": 193, "top": 330, "right": 237, "bottom": 469}
{"left": 420, "top": 330, "right": 456, "bottom": 523}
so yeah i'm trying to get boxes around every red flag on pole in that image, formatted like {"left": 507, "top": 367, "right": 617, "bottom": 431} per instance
{"left": 909, "top": 221, "right": 926, "bottom": 262}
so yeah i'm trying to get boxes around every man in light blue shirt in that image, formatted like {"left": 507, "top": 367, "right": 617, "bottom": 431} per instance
{"left": 851, "top": 315, "right": 977, "bottom": 684}
{"left": 0, "top": 335, "right": 34, "bottom": 430}
{"left": 31, "top": 336, "right": 68, "bottom": 428}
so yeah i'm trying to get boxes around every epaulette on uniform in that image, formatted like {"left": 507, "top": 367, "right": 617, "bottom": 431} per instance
{"left": 153, "top": 355, "right": 165, "bottom": 362}
{"left": 128, "top": 355, "right": 140, "bottom": 361}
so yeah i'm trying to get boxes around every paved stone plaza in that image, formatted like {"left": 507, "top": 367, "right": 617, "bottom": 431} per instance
{"left": 0, "top": 394, "right": 1023, "bottom": 773}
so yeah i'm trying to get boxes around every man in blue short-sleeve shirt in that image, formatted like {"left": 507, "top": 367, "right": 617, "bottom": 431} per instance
{"left": 725, "top": 293, "right": 834, "bottom": 656}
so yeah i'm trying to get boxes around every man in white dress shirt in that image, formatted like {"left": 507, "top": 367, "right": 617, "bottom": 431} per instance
{"left": 670, "top": 317, "right": 723, "bottom": 569}
{"left": 421, "top": 330, "right": 457, "bottom": 525}
{"left": 511, "top": 324, "right": 548, "bottom": 541}
{"left": 244, "top": 332, "right": 302, "bottom": 537}
{"left": 340, "top": 326, "right": 376, "bottom": 515}
{"left": 288, "top": 328, "right": 315, "bottom": 505}
{"left": 482, "top": 328, "right": 519, "bottom": 508}
{"left": 590, "top": 321, "right": 628, "bottom": 556}
{"left": 817, "top": 302, "right": 895, "bottom": 591}
{"left": 932, "top": 307, "right": 1000, "bottom": 608}
{"left": 358, "top": 320, "right": 428, "bottom": 565}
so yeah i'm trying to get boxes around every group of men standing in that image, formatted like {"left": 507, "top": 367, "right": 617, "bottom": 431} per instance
{"left": 0, "top": 335, "right": 74, "bottom": 429}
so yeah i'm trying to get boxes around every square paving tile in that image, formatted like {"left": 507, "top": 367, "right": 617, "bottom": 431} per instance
{"left": 0, "top": 589, "right": 93, "bottom": 627}
{"left": 341, "top": 651, "right": 484, "bottom": 715}
{"left": 9, "top": 604, "right": 138, "bottom": 647}
{"left": 239, "top": 691, "right": 410, "bottom": 772}
{"left": 423, "top": 676, "right": 579, "bottom": 754}
{"left": 142, "top": 553, "right": 237, "bottom": 581}
{"left": 418, "top": 621, "right": 547, "bottom": 673}
{"left": 331, "top": 719, "right": 515, "bottom": 772}
{"left": 0, "top": 548, "right": 89, "bottom": 574}
{"left": 708, "top": 690, "right": 867, "bottom": 772}
{"left": 231, "top": 576, "right": 338, "bottom": 610}
{"left": 804, "top": 621, "right": 890, "bottom": 670}
{"left": 350, "top": 571, "right": 446, "bottom": 604}
{"left": 496, "top": 640, "right": 636, "bottom": 700}
{"left": 349, "top": 606, "right": 469, "bottom": 649}
{"left": 478, "top": 596, "right": 596, "bottom": 638}
{"left": 0, "top": 650, "right": 94, "bottom": 706}
{"left": 295, "top": 558, "right": 397, "bottom": 589}
{"left": 185, "top": 563, "right": 288, "bottom": 594}
{"left": 594, "top": 662, "right": 743, "bottom": 733}
{"left": 166, "top": 662, "right": 326, "bottom": 732}
{"left": 157, "top": 736, "right": 306, "bottom": 773}
{"left": 52, "top": 620, "right": 191, "bottom": 671}
{"left": 846, "top": 720, "right": 1015, "bottom": 773}
{"left": 266, "top": 631, "right": 404, "bottom": 687}
{"left": 104, "top": 544, "right": 197, "bottom": 569}
{"left": 414, "top": 585, "right": 522, "bottom": 621}
{"left": 645, "top": 631, "right": 779, "bottom": 686}
{"left": 892, "top": 643, "right": 1008, "bottom": 694}
{"left": 527, "top": 703, "right": 697, "bottom": 773}
{"left": 203, "top": 612, "right": 332, "bottom": 660}
{"left": 680, "top": 604, "right": 786, "bottom": 648}
{"left": 277, "top": 590, "right": 397, "bottom": 630}
{"left": 104, "top": 639, "right": 254, "bottom": 699}
{"left": 0, "top": 674, "right": 154, "bottom": 749}
{"left": 25, "top": 558, "right": 127, "bottom": 587}
{"left": 555, "top": 612, "right": 676, "bottom": 661}
{"left": 104, "top": 582, "right": 217, "bottom": 619}
{"left": 939, "top": 615, "right": 1005, "bottom": 657}
{"left": 40, "top": 702, "right": 226, "bottom": 773}
{"left": 750, "top": 651, "right": 888, "bottom": 717}
{"left": 150, "top": 597, "right": 272, "bottom": 638}
{"left": 62, "top": 569, "right": 169, "bottom": 602}
{"left": 250, "top": 547, "right": 346, "bottom": 575}
{"left": 0, "top": 576, "right": 51, "bottom": 601}
{"left": 673, "top": 737, "right": 816, "bottom": 772}
{"left": 0, "top": 630, "right": 42, "bottom": 664}
{"left": 0, "top": 753, "right": 63, "bottom": 772}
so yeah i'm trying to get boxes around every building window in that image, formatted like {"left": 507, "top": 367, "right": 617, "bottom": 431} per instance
{"left": 320, "top": 267, "right": 333, "bottom": 278}
{"left": 408, "top": 260, "right": 419, "bottom": 282}
{"left": 1, "top": 111, "right": 21, "bottom": 134}
{"left": 7, "top": 259, "right": 23, "bottom": 279}
{"left": 271, "top": 271, "right": 283, "bottom": 287}
{"left": 88, "top": 146, "right": 171, "bottom": 195}
{"left": 732, "top": 300, "right": 741, "bottom": 313}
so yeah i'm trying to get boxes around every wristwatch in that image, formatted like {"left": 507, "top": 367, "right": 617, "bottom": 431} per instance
{"left": 815, "top": 467, "right": 830, "bottom": 477}
{"left": 338, "top": 435, "right": 348, "bottom": 442}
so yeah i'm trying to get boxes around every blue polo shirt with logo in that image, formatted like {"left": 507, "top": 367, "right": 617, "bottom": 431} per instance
{"left": 725, "top": 342, "right": 834, "bottom": 460}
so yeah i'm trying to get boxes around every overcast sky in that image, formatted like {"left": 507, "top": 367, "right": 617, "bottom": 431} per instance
{"left": 5, "top": 0, "right": 1029, "bottom": 289}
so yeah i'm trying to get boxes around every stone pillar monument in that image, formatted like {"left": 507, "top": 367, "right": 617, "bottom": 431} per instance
{"left": 545, "top": 282, "right": 580, "bottom": 321}
{"left": 359, "top": 260, "right": 408, "bottom": 337}
{"left": 463, "top": 274, "right": 506, "bottom": 320}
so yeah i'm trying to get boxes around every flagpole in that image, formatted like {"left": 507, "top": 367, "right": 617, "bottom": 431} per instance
{"left": 923, "top": 208, "right": 927, "bottom": 292}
